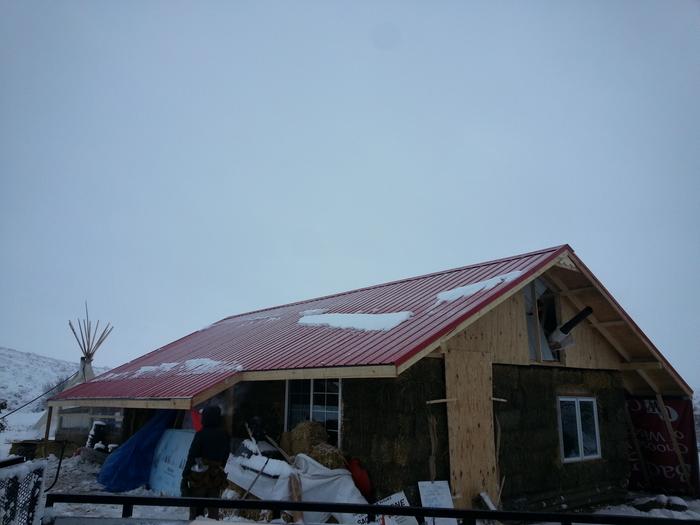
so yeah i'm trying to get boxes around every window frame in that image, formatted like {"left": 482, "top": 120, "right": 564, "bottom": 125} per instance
{"left": 557, "top": 396, "right": 601, "bottom": 463}
{"left": 284, "top": 378, "right": 342, "bottom": 448}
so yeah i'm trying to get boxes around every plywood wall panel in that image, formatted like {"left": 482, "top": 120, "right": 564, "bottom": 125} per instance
{"left": 444, "top": 341, "right": 499, "bottom": 508}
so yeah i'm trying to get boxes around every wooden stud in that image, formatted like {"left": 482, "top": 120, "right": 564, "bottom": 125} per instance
{"left": 530, "top": 282, "right": 543, "bottom": 363}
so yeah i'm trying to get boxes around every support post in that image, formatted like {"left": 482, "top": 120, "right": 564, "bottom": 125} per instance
{"left": 44, "top": 406, "right": 54, "bottom": 442}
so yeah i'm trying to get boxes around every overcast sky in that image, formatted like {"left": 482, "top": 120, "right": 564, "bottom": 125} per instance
{"left": 1, "top": 1, "right": 699, "bottom": 391}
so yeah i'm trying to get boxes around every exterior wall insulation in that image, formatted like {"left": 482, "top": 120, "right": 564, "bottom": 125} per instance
{"left": 493, "top": 365, "right": 629, "bottom": 510}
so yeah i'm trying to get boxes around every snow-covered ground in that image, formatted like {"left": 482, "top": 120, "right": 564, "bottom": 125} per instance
{"left": 0, "top": 346, "right": 79, "bottom": 411}
{"left": 595, "top": 495, "right": 700, "bottom": 521}
{"left": 0, "top": 346, "right": 111, "bottom": 459}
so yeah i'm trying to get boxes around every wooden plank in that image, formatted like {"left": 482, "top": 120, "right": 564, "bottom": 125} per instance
{"left": 48, "top": 397, "right": 191, "bottom": 410}
{"left": 444, "top": 342, "right": 498, "bottom": 508}
{"left": 593, "top": 320, "right": 627, "bottom": 328}
{"left": 191, "top": 373, "right": 243, "bottom": 407}
{"left": 530, "top": 282, "right": 543, "bottom": 363}
{"left": 240, "top": 364, "right": 397, "bottom": 382}
{"left": 44, "top": 406, "right": 53, "bottom": 442}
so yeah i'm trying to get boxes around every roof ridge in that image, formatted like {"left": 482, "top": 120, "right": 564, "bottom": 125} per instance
{"left": 217, "top": 244, "right": 569, "bottom": 322}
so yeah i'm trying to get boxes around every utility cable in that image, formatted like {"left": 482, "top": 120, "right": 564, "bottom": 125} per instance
{"left": 0, "top": 371, "right": 79, "bottom": 420}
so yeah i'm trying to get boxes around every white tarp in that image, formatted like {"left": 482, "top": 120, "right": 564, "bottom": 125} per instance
{"left": 225, "top": 453, "right": 367, "bottom": 524}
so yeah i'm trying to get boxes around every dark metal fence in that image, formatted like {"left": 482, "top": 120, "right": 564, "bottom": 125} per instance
{"left": 44, "top": 493, "right": 700, "bottom": 525}
{"left": 0, "top": 458, "right": 45, "bottom": 525}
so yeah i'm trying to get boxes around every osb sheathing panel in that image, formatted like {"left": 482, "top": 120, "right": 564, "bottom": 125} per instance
{"left": 560, "top": 301, "right": 622, "bottom": 370}
{"left": 444, "top": 341, "right": 499, "bottom": 508}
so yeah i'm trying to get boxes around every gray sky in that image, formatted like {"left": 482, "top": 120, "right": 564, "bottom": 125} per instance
{"left": 1, "top": 1, "right": 699, "bottom": 390}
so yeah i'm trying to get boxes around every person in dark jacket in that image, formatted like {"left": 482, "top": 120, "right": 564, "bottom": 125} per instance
{"left": 181, "top": 405, "right": 230, "bottom": 520}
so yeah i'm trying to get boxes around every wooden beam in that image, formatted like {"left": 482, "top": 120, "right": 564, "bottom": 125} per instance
{"left": 240, "top": 365, "right": 396, "bottom": 382}
{"left": 592, "top": 320, "right": 626, "bottom": 328}
{"left": 44, "top": 406, "right": 53, "bottom": 442}
{"left": 559, "top": 286, "right": 596, "bottom": 297}
{"left": 48, "top": 397, "right": 191, "bottom": 410}
{"left": 619, "top": 361, "right": 663, "bottom": 371}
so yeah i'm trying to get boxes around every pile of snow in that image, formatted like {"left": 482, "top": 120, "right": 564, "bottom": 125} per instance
{"left": 435, "top": 270, "right": 523, "bottom": 303}
{"left": 299, "top": 312, "right": 413, "bottom": 332}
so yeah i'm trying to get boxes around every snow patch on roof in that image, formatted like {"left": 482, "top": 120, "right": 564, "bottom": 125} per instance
{"left": 436, "top": 270, "right": 523, "bottom": 303}
{"left": 93, "top": 359, "right": 243, "bottom": 381}
{"left": 299, "top": 308, "right": 327, "bottom": 316}
{"left": 298, "top": 312, "right": 413, "bottom": 331}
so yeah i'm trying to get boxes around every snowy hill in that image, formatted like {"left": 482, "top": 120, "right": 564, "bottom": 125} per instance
{"left": 0, "top": 346, "right": 84, "bottom": 411}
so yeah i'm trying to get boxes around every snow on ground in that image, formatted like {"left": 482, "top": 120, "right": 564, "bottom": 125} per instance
{"left": 6, "top": 454, "right": 698, "bottom": 524}
{"left": 0, "top": 410, "right": 43, "bottom": 459}
{"left": 0, "top": 346, "right": 80, "bottom": 411}
{"left": 594, "top": 495, "right": 700, "bottom": 521}
{"left": 298, "top": 312, "right": 413, "bottom": 331}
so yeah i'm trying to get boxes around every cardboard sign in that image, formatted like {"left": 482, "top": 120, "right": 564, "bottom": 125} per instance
{"left": 149, "top": 429, "right": 195, "bottom": 496}
{"left": 353, "top": 491, "right": 418, "bottom": 525}
{"left": 418, "top": 481, "right": 457, "bottom": 525}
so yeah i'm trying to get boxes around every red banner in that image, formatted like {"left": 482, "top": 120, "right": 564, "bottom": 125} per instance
{"left": 627, "top": 396, "right": 699, "bottom": 495}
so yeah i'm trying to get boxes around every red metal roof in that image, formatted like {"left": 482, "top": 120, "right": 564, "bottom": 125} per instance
{"left": 53, "top": 245, "right": 568, "bottom": 402}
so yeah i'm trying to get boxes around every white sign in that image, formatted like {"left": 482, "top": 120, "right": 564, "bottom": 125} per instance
{"left": 353, "top": 491, "right": 418, "bottom": 525}
{"left": 149, "top": 429, "right": 195, "bottom": 496}
{"left": 418, "top": 481, "right": 457, "bottom": 525}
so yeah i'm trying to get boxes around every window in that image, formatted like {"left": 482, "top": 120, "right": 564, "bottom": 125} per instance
{"left": 285, "top": 378, "right": 341, "bottom": 447}
{"left": 557, "top": 397, "right": 601, "bottom": 462}
{"left": 524, "top": 278, "right": 561, "bottom": 362}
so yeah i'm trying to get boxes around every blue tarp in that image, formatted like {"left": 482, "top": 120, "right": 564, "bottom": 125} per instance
{"left": 98, "top": 410, "right": 177, "bottom": 492}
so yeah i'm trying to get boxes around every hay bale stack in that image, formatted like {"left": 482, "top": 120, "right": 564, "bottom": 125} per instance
{"left": 288, "top": 421, "right": 328, "bottom": 455}
{"left": 308, "top": 442, "right": 346, "bottom": 469}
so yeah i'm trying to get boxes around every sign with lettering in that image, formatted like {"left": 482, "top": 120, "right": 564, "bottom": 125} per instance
{"left": 353, "top": 491, "right": 418, "bottom": 525}
{"left": 627, "top": 397, "right": 699, "bottom": 494}
{"left": 418, "top": 481, "right": 457, "bottom": 525}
